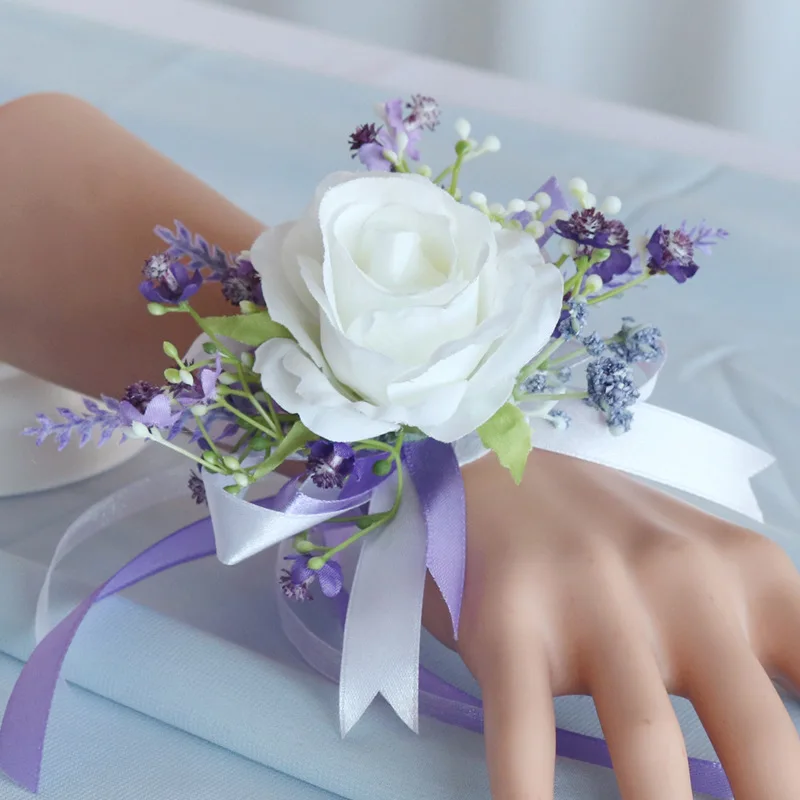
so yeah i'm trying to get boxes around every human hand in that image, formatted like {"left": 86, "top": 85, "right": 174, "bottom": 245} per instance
{"left": 422, "top": 448, "right": 800, "bottom": 799}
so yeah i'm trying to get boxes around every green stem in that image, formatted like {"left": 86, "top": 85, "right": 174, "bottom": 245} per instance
{"left": 448, "top": 150, "right": 467, "bottom": 196}
{"left": 517, "top": 390, "right": 588, "bottom": 402}
{"left": 518, "top": 338, "right": 567, "bottom": 382}
{"left": 431, "top": 164, "right": 454, "bottom": 185}
{"left": 144, "top": 434, "right": 222, "bottom": 471}
{"left": 217, "top": 396, "right": 276, "bottom": 438}
{"left": 588, "top": 273, "right": 650, "bottom": 304}
{"left": 194, "top": 415, "right": 222, "bottom": 459}
{"left": 182, "top": 303, "right": 239, "bottom": 362}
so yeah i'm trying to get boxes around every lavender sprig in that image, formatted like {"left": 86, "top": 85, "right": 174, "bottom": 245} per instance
{"left": 154, "top": 220, "right": 234, "bottom": 279}
{"left": 23, "top": 397, "right": 123, "bottom": 450}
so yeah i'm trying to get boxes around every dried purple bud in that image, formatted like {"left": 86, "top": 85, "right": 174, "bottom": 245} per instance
{"left": 121, "top": 380, "right": 161, "bottom": 413}
{"left": 348, "top": 123, "right": 381, "bottom": 155}
{"left": 405, "top": 94, "right": 440, "bottom": 131}
{"left": 188, "top": 469, "right": 206, "bottom": 505}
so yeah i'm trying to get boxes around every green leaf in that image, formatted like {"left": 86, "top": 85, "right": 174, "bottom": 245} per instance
{"left": 251, "top": 421, "right": 315, "bottom": 481}
{"left": 477, "top": 403, "right": 532, "bottom": 484}
{"left": 199, "top": 311, "right": 291, "bottom": 347}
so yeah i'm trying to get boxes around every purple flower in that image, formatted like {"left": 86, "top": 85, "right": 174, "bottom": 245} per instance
{"left": 405, "top": 94, "right": 440, "bottom": 131}
{"left": 118, "top": 393, "right": 181, "bottom": 430}
{"left": 355, "top": 98, "right": 423, "bottom": 171}
{"left": 175, "top": 354, "right": 223, "bottom": 407}
{"left": 154, "top": 221, "right": 233, "bottom": 280}
{"left": 646, "top": 226, "right": 698, "bottom": 283}
{"left": 555, "top": 209, "right": 632, "bottom": 284}
{"left": 188, "top": 469, "right": 207, "bottom": 505}
{"left": 121, "top": 380, "right": 161, "bottom": 412}
{"left": 281, "top": 554, "right": 344, "bottom": 599}
{"left": 684, "top": 220, "right": 728, "bottom": 254}
{"left": 221, "top": 256, "right": 264, "bottom": 306}
{"left": 139, "top": 253, "right": 203, "bottom": 304}
{"left": 306, "top": 441, "right": 355, "bottom": 489}
{"left": 349, "top": 123, "right": 381, "bottom": 154}
{"left": 23, "top": 396, "right": 124, "bottom": 450}
{"left": 608, "top": 318, "right": 663, "bottom": 363}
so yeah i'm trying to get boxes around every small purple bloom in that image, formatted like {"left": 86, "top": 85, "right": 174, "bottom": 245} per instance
{"left": 188, "top": 469, "right": 206, "bottom": 505}
{"left": 279, "top": 569, "right": 313, "bottom": 602}
{"left": 121, "top": 380, "right": 161, "bottom": 412}
{"left": 154, "top": 221, "right": 233, "bottom": 280}
{"left": 356, "top": 97, "right": 423, "bottom": 172}
{"left": 176, "top": 354, "right": 223, "bottom": 407}
{"left": 349, "top": 122, "right": 381, "bottom": 155}
{"left": 283, "top": 554, "right": 344, "bottom": 599}
{"left": 405, "top": 94, "right": 440, "bottom": 131}
{"left": 139, "top": 254, "right": 203, "bottom": 304}
{"left": 608, "top": 318, "right": 663, "bottom": 364}
{"left": 118, "top": 393, "right": 181, "bottom": 430}
{"left": 23, "top": 396, "right": 124, "bottom": 450}
{"left": 557, "top": 299, "right": 588, "bottom": 339}
{"left": 646, "top": 226, "right": 699, "bottom": 283}
{"left": 306, "top": 441, "right": 355, "bottom": 490}
{"left": 555, "top": 209, "right": 632, "bottom": 284}
{"left": 221, "top": 256, "right": 264, "bottom": 306}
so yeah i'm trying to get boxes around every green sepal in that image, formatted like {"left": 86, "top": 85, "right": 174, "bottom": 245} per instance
{"left": 251, "top": 421, "right": 315, "bottom": 481}
{"left": 199, "top": 310, "right": 291, "bottom": 347}
{"left": 476, "top": 402, "right": 532, "bottom": 484}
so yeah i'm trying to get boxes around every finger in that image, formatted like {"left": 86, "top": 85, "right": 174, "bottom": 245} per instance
{"left": 480, "top": 648, "right": 556, "bottom": 800}
{"left": 587, "top": 625, "right": 692, "bottom": 798}
{"left": 685, "top": 620, "right": 800, "bottom": 799}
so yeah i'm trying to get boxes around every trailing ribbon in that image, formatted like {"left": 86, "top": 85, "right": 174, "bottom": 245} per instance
{"left": 0, "top": 376, "right": 772, "bottom": 796}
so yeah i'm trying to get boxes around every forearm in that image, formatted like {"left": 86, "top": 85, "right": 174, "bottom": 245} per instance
{"left": 0, "top": 93, "right": 264, "bottom": 397}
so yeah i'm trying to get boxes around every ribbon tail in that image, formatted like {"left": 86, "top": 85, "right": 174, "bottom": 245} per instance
{"left": 339, "top": 472, "right": 427, "bottom": 735}
{"left": 403, "top": 440, "right": 466, "bottom": 639}
{"left": 0, "top": 518, "right": 217, "bottom": 793}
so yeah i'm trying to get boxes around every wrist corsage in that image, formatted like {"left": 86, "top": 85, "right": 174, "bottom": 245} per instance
{"left": 0, "top": 96, "right": 772, "bottom": 799}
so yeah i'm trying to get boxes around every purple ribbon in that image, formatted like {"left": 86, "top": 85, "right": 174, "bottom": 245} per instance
{"left": 0, "top": 450, "right": 732, "bottom": 798}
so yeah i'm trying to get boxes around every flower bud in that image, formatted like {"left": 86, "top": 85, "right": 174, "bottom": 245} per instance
{"left": 240, "top": 352, "right": 255, "bottom": 369}
{"left": 239, "top": 301, "right": 258, "bottom": 315}
{"left": 164, "top": 368, "right": 182, "bottom": 384}
{"left": 190, "top": 404, "right": 209, "bottom": 417}
{"left": 218, "top": 372, "right": 236, "bottom": 385}
{"left": 372, "top": 459, "right": 393, "bottom": 476}
{"left": 202, "top": 341, "right": 218, "bottom": 354}
{"left": 468, "top": 191, "right": 487, "bottom": 208}
{"left": 417, "top": 164, "right": 432, "bottom": 178}
{"left": 581, "top": 192, "right": 597, "bottom": 209}
{"left": 295, "top": 539, "right": 316, "bottom": 554}
{"left": 584, "top": 274, "right": 604, "bottom": 295}
{"left": 454, "top": 118, "right": 472, "bottom": 140}
{"left": 307, "top": 557, "right": 325, "bottom": 571}
{"left": 533, "top": 192, "right": 552, "bottom": 210}
{"left": 506, "top": 198, "right": 526, "bottom": 214}
{"left": 202, "top": 451, "right": 221, "bottom": 466}
{"left": 163, "top": 341, "right": 179, "bottom": 359}
{"left": 481, "top": 134, "right": 501, "bottom": 152}
{"left": 179, "top": 369, "right": 194, "bottom": 385}
{"left": 233, "top": 472, "right": 250, "bottom": 488}
{"left": 130, "top": 421, "right": 150, "bottom": 439}
{"left": 600, "top": 195, "right": 622, "bottom": 215}
{"left": 222, "top": 455, "right": 241, "bottom": 471}
{"left": 147, "top": 303, "right": 168, "bottom": 316}
{"left": 250, "top": 436, "right": 270, "bottom": 451}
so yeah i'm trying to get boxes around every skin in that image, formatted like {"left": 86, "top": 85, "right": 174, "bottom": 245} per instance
{"left": 2, "top": 93, "right": 800, "bottom": 800}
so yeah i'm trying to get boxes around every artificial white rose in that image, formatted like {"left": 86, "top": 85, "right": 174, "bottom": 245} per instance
{"left": 251, "top": 171, "right": 564, "bottom": 443}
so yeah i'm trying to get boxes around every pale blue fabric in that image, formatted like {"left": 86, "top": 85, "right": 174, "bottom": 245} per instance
{"left": 1, "top": 3, "right": 800, "bottom": 799}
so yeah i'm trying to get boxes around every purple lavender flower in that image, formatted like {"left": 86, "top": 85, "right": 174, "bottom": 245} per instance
{"left": 188, "top": 469, "right": 206, "bottom": 505}
{"left": 306, "top": 441, "right": 355, "bottom": 490}
{"left": 221, "top": 256, "right": 264, "bottom": 306}
{"left": 154, "top": 220, "right": 233, "bottom": 280}
{"left": 139, "top": 253, "right": 203, "bottom": 305}
{"left": 118, "top": 393, "right": 181, "bottom": 430}
{"left": 555, "top": 209, "right": 632, "bottom": 283}
{"left": 608, "top": 318, "right": 664, "bottom": 363}
{"left": 645, "top": 226, "right": 698, "bottom": 283}
{"left": 175, "top": 354, "right": 223, "bottom": 407}
{"left": 585, "top": 356, "right": 639, "bottom": 434}
{"left": 355, "top": 98, "right": 423, "bottom": 171}
{"left": 282, "top": 554, "right": 344, "bottom": 599}
{"left": 23, "top": 397, "right": 124, "bottom": 450}
{"left": 405, "top": 94, "right": 440, "bottom": 131}
{"left": 684, "top": 220, "right": 728, "bottom": 254}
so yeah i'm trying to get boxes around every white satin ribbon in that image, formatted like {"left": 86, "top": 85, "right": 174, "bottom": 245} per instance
{"left": 339, "top": 471, "right": 427, "bottom": 735}
{"left": 35, "top": 348, "right": 776, "bottom": 739}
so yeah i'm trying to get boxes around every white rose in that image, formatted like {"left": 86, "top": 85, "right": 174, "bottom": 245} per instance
{"left": 251, "top": 172, "right": 563, "bottom": 443}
